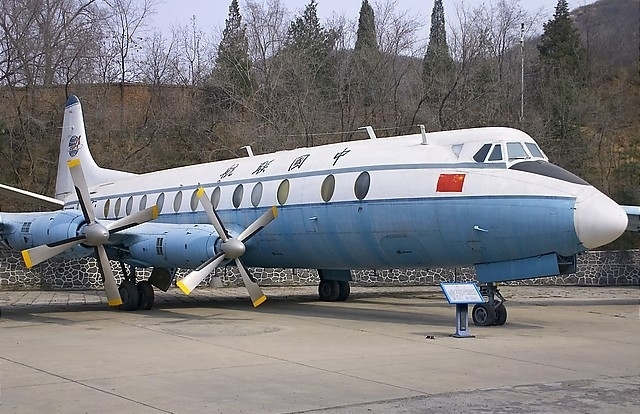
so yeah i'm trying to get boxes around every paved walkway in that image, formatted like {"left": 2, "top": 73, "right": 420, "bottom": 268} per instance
{"left": 2, "top": 284, "right": 638, "bottom": 309}
{"left": 1, "top": 285, "right": 638, "bottom": 414}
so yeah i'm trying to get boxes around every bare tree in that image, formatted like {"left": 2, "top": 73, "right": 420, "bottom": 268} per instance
{"left": 0, "top": 0, "right": 103, "bottom": 86}
{"left": 138, "top": 30, "right": 178, "bottom": 85}
{"left": 173, "top": 16, "right": 211, "bottom": 86}
{"left": 102, "top": 0, "right": 156, "bottom": 86}
{"left": 244, "top": 0, "right": 289, "bottom": 114}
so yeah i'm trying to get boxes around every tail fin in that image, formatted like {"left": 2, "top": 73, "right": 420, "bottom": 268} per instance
{"left": 55, "top": 95, "right": 134, "bottom": 200}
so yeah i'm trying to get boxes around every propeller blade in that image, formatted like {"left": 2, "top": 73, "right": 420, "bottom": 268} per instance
{"left": 235, "top": 258, "right": 266, "bottom": 307}
{"left": 22, "top": 236, "right": 85, "bottom": 268}
{"left": 196, "top": 188, "right": 229, "bottom": 242}
{"left": 176, "top": 253, "right": 225, "bottom": 295}
{"left": 95, "top": 245, "right": 122, "bottom": 306}
{"left": 106, "top": 205, "right": 159, "bottom": 233}
{"left": 237, "top": 206, "right": 278, "bottom": 243}
{"left": 67, "top": 159, "right": 97, "bottom": 224}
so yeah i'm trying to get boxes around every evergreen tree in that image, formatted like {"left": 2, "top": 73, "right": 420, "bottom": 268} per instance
{"left": 422, "top": 0, "right": 454, "bottom": 88}
{"left": 285, "top": 0, "right": 337, "bottom": 77}
{"left": 284, "top": 0, "right": 338, "bottom": 103}
{"left": 538, "top": 0, "right": 586, "bottom": 78}
{"left": 278, "top": 0, "right": 339, "bottom": 146}
{"left": 421, "top": 0, "right": 455, "bottom": 128}
{"left": 348, "top": 0, "right": 379, "bottom": 108}
{"left": 354, "top": 0, "right": 376, "bottom": 52}
{"left": 214, "top": 0, "right": 255, "bottom": 99}
{"left": 535, "top": 0, "right": 587, "bottom": 173}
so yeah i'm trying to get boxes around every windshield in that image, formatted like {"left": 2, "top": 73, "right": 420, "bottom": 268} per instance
{"left": 507, "top": 142, "right": 528, "bottom": 161}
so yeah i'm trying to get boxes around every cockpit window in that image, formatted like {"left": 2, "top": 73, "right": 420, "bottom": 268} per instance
{"left": 525, "top": 142, "right": 544, "bottom": 158}
{"left": 473, "top": 144, "right": 491, "bottom": 162}
{"left": 487, "top": 144, "right": 503, "bottom": 161}
{"left": 507, "top": 142, "right": 528, "bottom": 161}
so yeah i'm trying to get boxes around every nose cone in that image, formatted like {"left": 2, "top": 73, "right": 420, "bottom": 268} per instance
{"left": 574, "top": 188, "right": 628, "bottom": 249}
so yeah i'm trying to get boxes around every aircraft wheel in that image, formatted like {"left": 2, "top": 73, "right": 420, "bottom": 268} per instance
{"left": 318, "top": 280, "right": 339, "bottom": 301}
{"left": 336, "top": 281, "right": 350, "bottom": 301}
{"left": 118, "top": 281, "right": 139, "bottom": 311}
{"left": 494, "top": 303, "right": 507, "bottom": 326}
{"left": 137, "top": 281, "right": 155, "bottom": 310}
{"left": 472, "top": 303, "right": 496, "bottom": 326}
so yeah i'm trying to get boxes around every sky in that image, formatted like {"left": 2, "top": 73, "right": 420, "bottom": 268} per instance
{"left": 150, "top": 0, "right": 597, "bottom": 38}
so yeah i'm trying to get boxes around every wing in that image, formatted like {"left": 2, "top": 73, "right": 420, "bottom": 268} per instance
{"left": 622, "top": 205, "right": 640, "bottom": 232}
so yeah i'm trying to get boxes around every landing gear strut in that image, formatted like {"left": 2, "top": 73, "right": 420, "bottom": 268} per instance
{"left": 117, "top": 263, "right": 155, "bottom": 311}
{"left": 472, "top": 282, "right": 507, "bottom": 326}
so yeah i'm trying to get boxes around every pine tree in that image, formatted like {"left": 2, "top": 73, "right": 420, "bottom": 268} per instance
{"left": 421, "top": 0, "right": 455, "bottom": 128}
{"left": 284, "top": 0, "right": 337, "bottom": 98}
{"left": 278, "top": 0, "right": 339, "bottom": 146}
{"left": 422, "top": 0, "right": 454, "bottom": 88}
{"left": 535, "top": 0, "right": 587, "bottom": 173}
{"left": 214, "top": 0, "right": 255, "bottom": 99}
{"left": 354, "top": 0, "right": 376, "bottom": 52}
{"left": 348, "top": 0, "right": 379, "bottom": 107}
{"left": 538, "top": 0, "right": 586, "bottom": 79}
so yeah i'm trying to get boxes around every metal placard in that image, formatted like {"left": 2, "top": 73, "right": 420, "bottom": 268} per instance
{"left": 440, "top": 282, "right": 484, "bottom": 304}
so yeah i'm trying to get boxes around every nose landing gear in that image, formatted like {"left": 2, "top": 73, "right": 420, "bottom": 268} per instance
{"left": 472, "top": 282, "right": 507, "bottom": 326}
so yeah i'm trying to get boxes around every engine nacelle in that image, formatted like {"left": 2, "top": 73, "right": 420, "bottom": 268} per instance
{"left": 127, "top": 223, "right": 218, "bottom": 269}
{"left": 0, "top": 210, "right": 93, "bottom": 260}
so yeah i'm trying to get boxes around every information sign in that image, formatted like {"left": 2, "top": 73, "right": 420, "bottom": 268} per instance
{"left": 440, "top": 282, "right": 484, "bottom": 304}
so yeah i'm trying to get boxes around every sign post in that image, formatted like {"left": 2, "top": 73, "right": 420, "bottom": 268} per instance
{"left": 440, "top": 282, "right": 485, "bottom": 338}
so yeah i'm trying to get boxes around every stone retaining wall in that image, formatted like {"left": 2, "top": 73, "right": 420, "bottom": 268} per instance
{"left": 0, "top": 250, "right": 638, "bottom": 290}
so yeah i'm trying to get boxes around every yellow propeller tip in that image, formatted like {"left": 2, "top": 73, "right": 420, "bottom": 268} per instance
{"left": 176, "top": 280, "right": 192, "bottom": 295}
{"left": 67, "top": 158, "right": 81, "bottom": 168}
{"left": 21, "top": 250, "right": 33, "bottom": 268}
{"left": 152, "top": 205, "right": 159, "bottom": 219}
{"left": 108, "top": 299, "right": 123, "bottom": 307}
{"left": 271, "top": 206, "right": 278, "bottom": 218}
{"left": 196, "top": 187, "right": 206, "bottom": 198}
{"left": 252, "top": 295, "right": 267, "bottom": 307}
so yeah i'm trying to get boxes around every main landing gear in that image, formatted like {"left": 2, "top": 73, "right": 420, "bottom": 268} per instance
{"left": 317, "top": 269, "right": 351, "bottom": 302}
{"left": 472, "top": 282, "right": 507, "bottom": 326}
{"left": 318, "top": 280, "right": 350, "bottom": 302}
{"left": 117, "top": 264, "right": 155, "bottom": 311}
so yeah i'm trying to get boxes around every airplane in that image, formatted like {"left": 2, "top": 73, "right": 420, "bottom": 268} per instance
{"left": 0, "top": 95, "right": 636, "bottom": 326}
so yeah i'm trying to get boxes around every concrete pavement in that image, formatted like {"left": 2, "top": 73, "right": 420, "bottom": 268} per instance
{"left": 0, "top": 285, "right": 638, "bottom": 413}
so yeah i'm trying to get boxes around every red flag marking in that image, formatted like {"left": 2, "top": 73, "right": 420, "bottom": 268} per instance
{"left": 436, "top": 173, "right": 466, "bottom": 192}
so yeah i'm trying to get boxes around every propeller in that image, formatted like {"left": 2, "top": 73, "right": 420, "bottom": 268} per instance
{"left": 21, "top": 159, "right": 159, "bottom": 307}
{"left": 176, "top": 188, "right": 277, "bottom": 307}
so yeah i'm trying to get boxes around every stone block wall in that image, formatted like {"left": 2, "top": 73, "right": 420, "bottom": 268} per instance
{"left": 0, "top": 250, "right": 637, "bottom": 291}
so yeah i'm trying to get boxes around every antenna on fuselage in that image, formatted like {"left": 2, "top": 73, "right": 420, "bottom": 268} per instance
{"left": 358, "top": 126, "right": 377, "bottom": 140}
{"left": 420, "top": 125, "right": 428, "bottom": 145}
{"left": 241, "top": 145, "right": 254, "bottom": 157}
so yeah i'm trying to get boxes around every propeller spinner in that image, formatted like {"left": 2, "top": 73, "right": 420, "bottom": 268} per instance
{"left": 21, "top": 159, "right": 158, "bottom": 307}
{"left": 176, "top": 188, "right": 277, "bottom": 307}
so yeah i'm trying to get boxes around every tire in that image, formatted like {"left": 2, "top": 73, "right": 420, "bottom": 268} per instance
{"left": 137, "top": 281, "right": 155, "bottom": 310}
{"left": 336, "top": 281, "right": 350, "bottom": 301}
{"left": 494, "top": 303, "right": 507, "bottom": 325}
{"left": 118, "top": 281, "right": 139, "bottom": 311}
{"left": 318, "top": 280, "right": 340, "bottom": 301}
{"left": 472, "top": 303, "right": 496, "bottom": 326}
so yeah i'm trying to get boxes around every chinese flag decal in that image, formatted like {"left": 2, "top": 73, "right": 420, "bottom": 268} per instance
{"left": 436, "top": 173, "right": 466, "bottom": 192}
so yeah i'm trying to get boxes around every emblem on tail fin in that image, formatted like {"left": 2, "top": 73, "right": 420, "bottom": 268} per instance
{"left": 68, "top": 135, "right": 83, "bottom": 157}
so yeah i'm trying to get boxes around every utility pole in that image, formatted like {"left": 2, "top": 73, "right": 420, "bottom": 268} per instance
{"left": 520, "top": 23, "right": 525, "bottom": 123}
